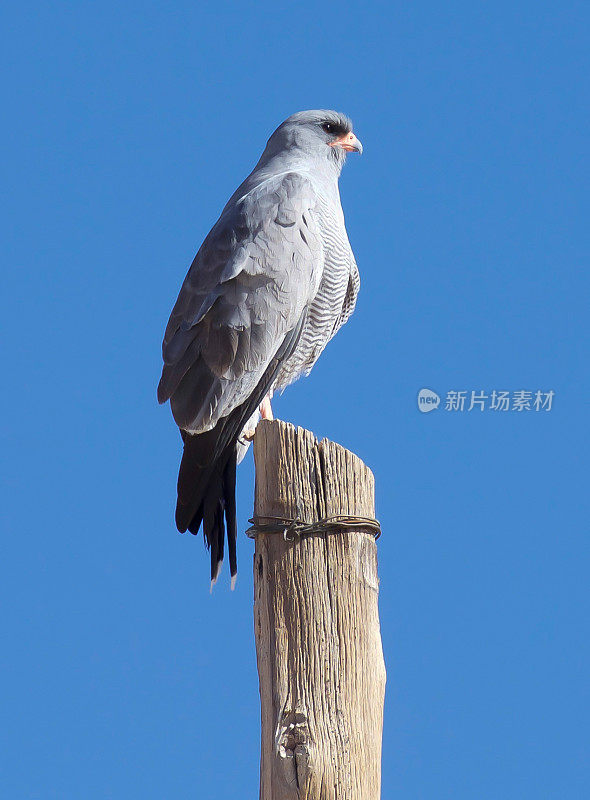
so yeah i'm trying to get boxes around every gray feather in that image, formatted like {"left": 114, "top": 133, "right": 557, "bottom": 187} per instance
{"left": 159, "top": 171, "right": 325, "bottom": 432}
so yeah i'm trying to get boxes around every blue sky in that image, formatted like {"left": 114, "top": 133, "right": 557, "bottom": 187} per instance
{"left": 2, "top": 1, "right": 588, "bottom": 797}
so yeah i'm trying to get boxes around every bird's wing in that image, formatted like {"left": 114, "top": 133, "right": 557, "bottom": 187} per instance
{"left": 158, "top": 172, "right": 324, "bottom": 433}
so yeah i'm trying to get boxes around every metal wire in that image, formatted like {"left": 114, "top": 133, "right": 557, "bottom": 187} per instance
{"left": 245, "top": 514, "right": 381, "bottom": 542}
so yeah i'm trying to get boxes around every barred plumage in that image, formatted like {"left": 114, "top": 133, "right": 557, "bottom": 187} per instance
{"left": 274, "top": 193, "right": 358, "bottom": 389}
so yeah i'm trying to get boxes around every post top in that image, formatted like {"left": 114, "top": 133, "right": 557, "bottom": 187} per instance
{"left": 253, "top": 419, "right": 377, "bottom": 524}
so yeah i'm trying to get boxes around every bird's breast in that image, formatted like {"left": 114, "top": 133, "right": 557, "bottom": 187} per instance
{"left": 274, "top": 194, "right": 356, "bottom": 390}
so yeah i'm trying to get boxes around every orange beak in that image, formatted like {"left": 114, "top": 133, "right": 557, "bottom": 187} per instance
{"left": 329, "top": 131, "right": 363, "bottom": 154}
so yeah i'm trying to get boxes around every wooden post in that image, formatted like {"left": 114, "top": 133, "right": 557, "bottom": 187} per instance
{"left": 252, "top": 420, "right": 386, "bottom": 800}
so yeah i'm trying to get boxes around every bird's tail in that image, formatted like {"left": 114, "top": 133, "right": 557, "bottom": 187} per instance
{"left": 170, "top": 317, "right": 308, "bottom": 586}
{"left": 176, "top": 428, "right": 238, "bottom": 588}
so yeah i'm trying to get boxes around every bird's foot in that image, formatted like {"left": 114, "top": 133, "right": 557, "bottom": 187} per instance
{"left": 242, "top": 427, "right": 256, "bottom": 441}
{"left": 260, "top": 395, "right": 274, "bottom": 421}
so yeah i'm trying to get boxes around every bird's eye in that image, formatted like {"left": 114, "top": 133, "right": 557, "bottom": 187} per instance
{"left": 322, "top": 122, "right": 335, "bottom": 134}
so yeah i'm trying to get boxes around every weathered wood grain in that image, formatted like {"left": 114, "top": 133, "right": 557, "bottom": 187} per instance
{"left": 252, "top": 420, "right": 386, "bottom": 799}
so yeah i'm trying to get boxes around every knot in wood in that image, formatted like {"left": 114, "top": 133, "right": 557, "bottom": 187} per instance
{"left": 277, "top": 712, "right": 311, "bottom": 790}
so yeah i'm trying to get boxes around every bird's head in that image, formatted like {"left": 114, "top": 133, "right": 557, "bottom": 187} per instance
{"left": 262, "top": 110, "right": 362, "bottom": 172}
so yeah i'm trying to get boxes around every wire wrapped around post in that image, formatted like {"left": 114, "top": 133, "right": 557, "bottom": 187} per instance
{"left": 246, "top": 513, "right": 382, "bottom": 541}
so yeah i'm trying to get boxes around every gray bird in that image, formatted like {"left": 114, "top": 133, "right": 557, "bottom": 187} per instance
{"left": 158, "top": 110, "right": 362, "bottom": 587}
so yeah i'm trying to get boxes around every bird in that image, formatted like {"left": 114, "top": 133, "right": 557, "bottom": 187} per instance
{"left": 158, "top": 110, "right": 363, "bottom": 589}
